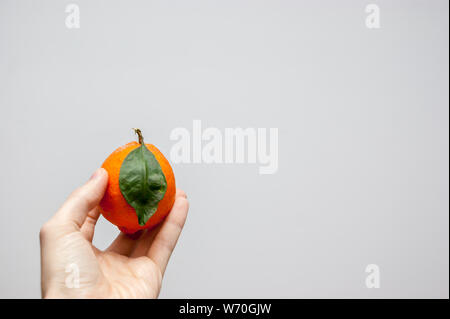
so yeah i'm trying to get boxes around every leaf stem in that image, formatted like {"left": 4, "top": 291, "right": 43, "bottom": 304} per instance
{"left": 133, "top": 128, "right": 144, "bottom": 144}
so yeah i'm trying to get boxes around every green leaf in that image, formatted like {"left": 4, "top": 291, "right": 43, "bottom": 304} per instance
{"left": 119, "top": 144, "right": 167, "bottom": 226}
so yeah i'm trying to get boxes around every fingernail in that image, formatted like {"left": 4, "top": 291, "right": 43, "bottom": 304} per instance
{"left": 89, "top": 168, "right": 103, "bottom": 181}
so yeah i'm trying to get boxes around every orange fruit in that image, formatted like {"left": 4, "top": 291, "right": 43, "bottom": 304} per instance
{"left": 99, "top": 129, "right": 176, "bottom": 234}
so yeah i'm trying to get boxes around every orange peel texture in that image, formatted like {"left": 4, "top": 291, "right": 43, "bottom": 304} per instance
{"left": 99, "top": 142, "right": 176, "bottom": 234}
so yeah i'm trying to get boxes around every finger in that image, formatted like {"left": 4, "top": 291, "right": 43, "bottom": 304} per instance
{"left": 176, "top": 188, "right": 188, "bottom": 199}
{"left": 54, "top": 168, "right": 108, "bottom": 228}
{"left": 147, "top": 195, "right": 189, "bottom": 275}
{"left": 130, "top": 225, "right": 162, "bottom": 258}
{"left": 80, "top": 207, "right": 101, "bottom": 242}
{"left": 131, "top": 189, "right": 187, "bottom": 258}
{"left": 106, "top": 230, "right": 143, "bottom": 256}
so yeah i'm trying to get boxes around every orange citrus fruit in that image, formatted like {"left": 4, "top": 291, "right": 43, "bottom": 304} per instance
{"left": 99, "top": 129, "right": 176, "bottom": 234}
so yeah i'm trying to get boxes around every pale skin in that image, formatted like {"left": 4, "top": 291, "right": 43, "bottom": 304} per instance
{"left": 39, "top": 168, "right": 189, "bottom": 298}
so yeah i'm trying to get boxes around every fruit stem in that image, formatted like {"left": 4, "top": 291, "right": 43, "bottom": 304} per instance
{"left": 133, "top": 128, "right": 144, "bottom": 144}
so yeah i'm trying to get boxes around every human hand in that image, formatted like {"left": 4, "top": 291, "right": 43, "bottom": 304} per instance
{"left": 40, "top": 168, "right": 189, "bottom": 298}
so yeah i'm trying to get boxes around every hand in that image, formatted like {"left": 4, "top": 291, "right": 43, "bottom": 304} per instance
{"left": 40, "top": 168, "right": 189, "bottom": 298}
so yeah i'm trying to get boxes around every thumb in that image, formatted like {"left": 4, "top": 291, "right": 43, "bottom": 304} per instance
{"left": 54, "top": 168, "right": 108, "bottom": 228}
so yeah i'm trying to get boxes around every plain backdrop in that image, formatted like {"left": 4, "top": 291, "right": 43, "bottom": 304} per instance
{"left": 0, "top": 0, "right": 448, "bottom": 298}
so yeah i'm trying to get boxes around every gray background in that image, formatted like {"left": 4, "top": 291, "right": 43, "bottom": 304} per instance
{"left": 0, "top": 0, "right": 448, "bottom": 298}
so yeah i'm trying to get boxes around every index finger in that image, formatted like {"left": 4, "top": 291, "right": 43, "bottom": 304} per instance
{"left": 147, "top": 191, "right": 189, "bottom": 275}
